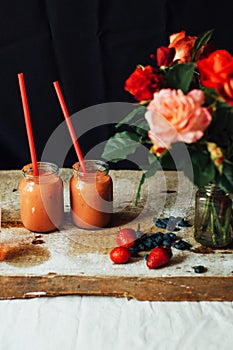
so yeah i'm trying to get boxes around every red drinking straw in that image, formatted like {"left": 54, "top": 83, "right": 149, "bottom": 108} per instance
{"left": 53, "top": 81, "right": 86, "bottom": 172}
{"left": 18, "top": 73, "right": 39, "bottom": 176}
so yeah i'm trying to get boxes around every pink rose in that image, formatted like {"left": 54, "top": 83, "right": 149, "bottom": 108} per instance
{"left": 145, "top": 89, "right": 212, "bottom": 148}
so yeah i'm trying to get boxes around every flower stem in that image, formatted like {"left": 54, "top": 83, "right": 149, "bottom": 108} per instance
{"left": 223, "top": 206, "right": 232, "bottom": 242}
{"left": 199, "top": 196, "right": 211, "bottom": 232}
{"left": 210, "top": 207, "right": 217, "bottom": 245}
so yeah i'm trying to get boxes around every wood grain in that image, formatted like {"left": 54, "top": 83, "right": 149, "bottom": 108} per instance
{"left": 0, "top": 169, "right": 232, "bottom": 301}
{"left": 1, "top": 275, "right": 233, "bottom": 301}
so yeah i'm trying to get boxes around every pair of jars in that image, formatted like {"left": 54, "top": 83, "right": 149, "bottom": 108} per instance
{"left": 19, "top": 160, "right": 113, "bottom": 233}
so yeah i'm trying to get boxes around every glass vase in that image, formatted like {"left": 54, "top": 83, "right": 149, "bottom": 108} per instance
{"left": 194, "top": 184, "right": 233, "bottom": 248}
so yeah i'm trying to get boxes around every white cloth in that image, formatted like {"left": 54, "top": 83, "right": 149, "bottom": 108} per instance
{"left": 0, "top": 297, "right": 232, "bottom": 350}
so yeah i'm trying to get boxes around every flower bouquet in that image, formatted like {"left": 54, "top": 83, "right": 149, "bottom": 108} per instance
{"left": 102, "top": 29, "right": 233, "bottom": 247}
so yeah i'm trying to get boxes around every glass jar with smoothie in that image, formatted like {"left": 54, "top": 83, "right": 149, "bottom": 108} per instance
{"left": 19, "top": 162, "right": 64, "bottom": 232}
{"left": 70, "top": 160, "right": 113, "bottom": 229}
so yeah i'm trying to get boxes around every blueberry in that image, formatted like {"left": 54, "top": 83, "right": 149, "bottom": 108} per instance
{"left": 154, "top": 216, "right": 192, "bottom": 230}
{"left": 129, "top": 246, "right": 140, "bottom": 257}
{"left": 140, "top": 234, "right": 148, "bottom": 241}
{"left": 136, "top": 242, "right": 146, "bottom": 251}
{"left": 177, "top": 218, "right": 192, "bottom": 227}
{"left": 163, "top": 240, "right": 172, "bottom": 247}
{"left": 152, "top": 232, "right": 164, "bottom": 245}
{"left": 155, "top": 221, "right": 167, "bottom": 229}
{"left": 193, "top": 265, "right": 206, "bottom": 273}
{"left": 163, "top": 233, "right": 173, "bottom": 245}
{"left": 153, "top": 218, "right": 167, "bottom": 229}
{"left": 144, "top": 254, "right": 149, "bottom": 260}
{"left": 172, "top": 239, "right": 192, "bottom": 250}
{"left": 166, "top": 232, "right": 177, "bottom": 242}
{"left": 160, "top": 217, "right": 169, "bottom": 224}
{"left": 144, "top": 238, "right": 154, "bottom": 250}
{"left": 163, "top": 233, "right": 172, "bottom": 240}
{"left": 147, "top": 233, "right": 157, "bottom": 239}
{"left": 151, "top": 242, "right": 159, "bottom": 248}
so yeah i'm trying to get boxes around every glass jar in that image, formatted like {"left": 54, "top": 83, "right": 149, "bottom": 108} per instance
{"left": 194, "top": 184, "right": 232, "bottom": 248}
{"left": 19, "top": 162, "right": 64, "bottom": 232}
{"left": 70, "top": 160, "right": 113, "bottom": 229}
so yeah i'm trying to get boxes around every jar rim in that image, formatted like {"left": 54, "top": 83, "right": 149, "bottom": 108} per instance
{"left": 22, "top": 162, "right": 59, "bottom": 178}
{"left": 72, "top": 160, "right": 109, "bottom": 175}
{"left": 201, "top": 183, "right": 229, "bottom": 196}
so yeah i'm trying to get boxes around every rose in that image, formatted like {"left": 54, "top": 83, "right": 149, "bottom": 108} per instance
{"left": 197, "top": 50, "right": 233, "bottom": 106}
{"left": 155, "top": 32, "right": 212, "bottom": 67}
{"left": 156, "top": 46, "right": 175, "bottom": 66}
{"left": 207, "top": 142, "right": 224, "bottom": 173}
{"left": 168, "top": 31, "right": 198, "bottom": 63}
{"left": 102, "top": 28, "right": 233, "bottom": 204}
{"left": 145, "top": 89, "right": 212, "bottom": 151}
{"left": 124, "top": 65, "right": 163, "bottom": 101}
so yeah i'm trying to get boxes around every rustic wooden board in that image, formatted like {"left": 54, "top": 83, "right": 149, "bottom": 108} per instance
{"left": 0, "top": 169, "right": 232, "bottom": 301}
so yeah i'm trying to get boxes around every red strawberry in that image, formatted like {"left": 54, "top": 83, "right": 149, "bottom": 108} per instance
{"left": 109, "top": 246, "right": 131, "bottom": 264}
{"left": 116, "top": 228, "right": 137, "bottom": 248}
{"left": 146, "top": 247, "right": 172, "bottom": 269}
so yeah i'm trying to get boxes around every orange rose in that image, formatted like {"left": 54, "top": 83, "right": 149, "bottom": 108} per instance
{"left": 197, "top": 50, "right": 233, "bottom": 106}
{"left": 168, "top": 31, "right": 198, "bottom": 63}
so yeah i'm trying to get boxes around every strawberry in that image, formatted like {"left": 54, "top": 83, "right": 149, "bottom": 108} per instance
{"left": 109, "top": 246, "right": 131, "bottom": 264}
{"left": 146, "top": 247, "right": 172, "bottom": 269}
{"left": 116, "top": 228, "right": 137, "bottom": 248}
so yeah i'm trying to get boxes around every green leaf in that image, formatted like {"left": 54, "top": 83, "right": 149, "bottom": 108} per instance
{"left": 148, "top": 152, "right": 158, "bottom": 165}
{"left": 131, "top": 118, "right": 150, "bottom": 138}
{"left": 102, "top": 131, "right": 141, "bottom": 162}
{"left": 187, "top": 151, "right": 216, "bottom": 188}
{"left": 164, "top": 63, "right": 196, "bottom": 93}
{"left": 116, "top": 105, "right": 147, "bottom": 129}
{"left": 135, "top": 118, "right": 149, "bottom": 131}
{"left": 192, "top": 29, "right": 214, "bottom": 60}
{"left": 203, "top": 88, "right": 219, "bottom": 106}
{"left": 217, "top": 160, "right": 233, "bottom": 193}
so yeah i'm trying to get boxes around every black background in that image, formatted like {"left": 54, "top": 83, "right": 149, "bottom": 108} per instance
{"left": 1, "top": 0, "right": 233, "bottom": 169}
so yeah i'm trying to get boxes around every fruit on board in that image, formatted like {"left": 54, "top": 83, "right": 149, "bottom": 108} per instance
{"left": 109, "top": 246, "right": 131, "bottom": 264}
{"left": 116, "top": 228, "right": 137, "bottom": 248}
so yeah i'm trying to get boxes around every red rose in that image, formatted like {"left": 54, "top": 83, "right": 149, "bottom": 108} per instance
{"left": 156, "top": 46, "right": 175, "bottom": 66}
{"left": 197, "top": 50, "right": 233, "bottom": 106}
{"left": 124, "top": 65, "right": 163, "bottom": 101}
